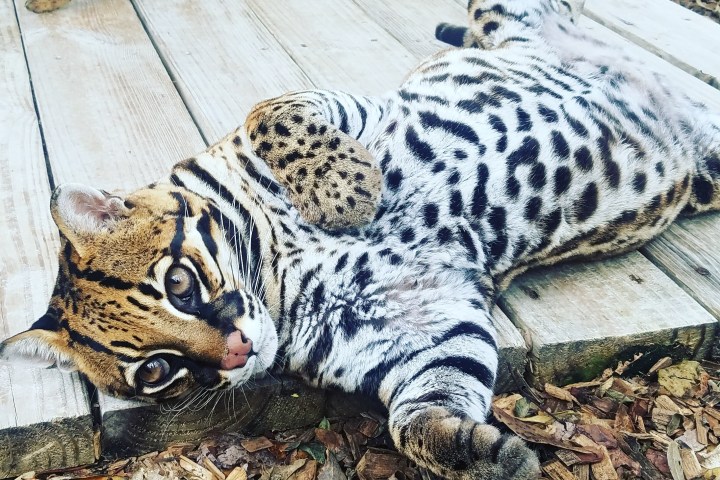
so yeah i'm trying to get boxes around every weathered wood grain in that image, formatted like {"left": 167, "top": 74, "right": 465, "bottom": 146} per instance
{"left": 643, "top": 217, "right": 720, "bottom": 320}
{"left": 0, "top": 1, "right": 94, "bottom": 476}
{"left": 247, "top": 0, "right": 418, "bottom": 95}
{"left": 352, "top": 0, "right": 465, "bottom": 59}
{"left": 131, "top": 0, "right": 314, "bottom": 142}
{"left": 501, "top": 252, "right": 717, "bottom": 386}
{"left": 12, "top": 0, "right": 207, "bottom": 467}
{"left": 577, "top": 17, "right": 720, "bottom": 110}
{"left": 16, "top": 0, "right": 205, "bottom": 191}
{"left": 585, "top": 0, "right": 720, "bottom": 88}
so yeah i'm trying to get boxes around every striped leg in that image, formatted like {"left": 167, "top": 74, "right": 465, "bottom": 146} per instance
{"left": 369, "top": 306, "right": 540, "bottom": 479}
{"left": 245, "top": 90, "right": 388, "bottom": 230}
{"left": 436, "top": 0, "right": 585, "bottom": 49}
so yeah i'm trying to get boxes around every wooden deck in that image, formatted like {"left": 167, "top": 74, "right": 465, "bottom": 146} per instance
{"left": 1, "top": 0, "right": 719, "bottom": 475}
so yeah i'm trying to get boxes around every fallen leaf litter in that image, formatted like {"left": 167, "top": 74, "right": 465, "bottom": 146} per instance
{"left": 15, "top": 356, "right": 720, "bottom": 480}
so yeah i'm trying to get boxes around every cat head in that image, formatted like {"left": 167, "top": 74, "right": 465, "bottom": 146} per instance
{"left": 0, "top": 182, "right": 278, "bottom": 401}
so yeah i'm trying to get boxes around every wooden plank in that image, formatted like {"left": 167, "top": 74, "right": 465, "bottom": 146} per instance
{"left": 131, "top": 0, "right": 314, "bottom": 142}
{"left": 493, "top": 308, "right": 529, "bottom": 393}
{"left": 643, "top": 216, "right": 720, "bottom": 319}
{"left": 577, "top": 18, "right": 720, "bottom": 349}
{"left": 0, "top": 1, "right": 94, "bottom": 477}
{"left": 16, "top": 0, "right": 205, "bottom": 191}
{"left": 352, "top": 0, "right": 466, "bottom": 58}
{"left": 13, "top": 0, "right": 206, "bottom": 468}
{"left": 247, "top": 0, "right": 418, "bottom": 94}
{"left": 501, "top": 253, "right": 717, "bottom": 386}
{"left": 585, "top": 0, "right": 720, "bottom": 88}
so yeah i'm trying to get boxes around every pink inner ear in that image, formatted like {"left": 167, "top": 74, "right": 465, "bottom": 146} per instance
{"left": 53, "top": 183, "right": 127, "bottom": 235}
{"left": 67, "top": 189, "right": 119, "bottom": 218}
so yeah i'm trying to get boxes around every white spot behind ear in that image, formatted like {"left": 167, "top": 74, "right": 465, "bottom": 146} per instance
{"left": 0, "top": 331, "right": 77, "bottom": 372}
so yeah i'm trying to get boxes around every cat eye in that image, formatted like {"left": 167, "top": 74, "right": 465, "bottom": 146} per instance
{"left": 165, "top": 265, "right": 196, "bottom": 300}
{"left": 137, "top": 357, "right": 171, "bottom": 385}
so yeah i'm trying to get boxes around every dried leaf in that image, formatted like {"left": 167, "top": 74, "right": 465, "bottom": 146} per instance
{"left": 577, "top": 424, "right": 618, "bottom": 449}
{"left": 288, "top": 460, "right": 318, "bottom": 480}
{"left": 667, "top": 413, "right": 685, "bottom": 436}
{"left": 614, "top": 404, "right": 635, "bottom": 433}
{"left": 241, "top": 437, "right": 274, "bottom": 453}
{"left": 356, "top": 449, "right": 405, "bottom": 480}
{"left": 315, "top": 428, "right": 345, "bottom": 453}
{"left": 608, "top": 448, "right": 641, "bottom": 476}
{"left": 514, "top": 397, "right": 535, "bottom": 418}
{"left": 541, "top": 459, "right": 575, "bottom": 480}
{"left": 317, "top": 451, "right": 347, "bottom": 480}
{"left": 492, "top": 405, "right": 603, "bottom": 460}
{"left": 545, "top": 383, "right": 577, "bottom": 403}
{"left": 318, "top": 418, "right": 331, "bottom": 430}
{"left": 645, "top": 448, "right": 671, "bottom": 475}
{"left": 261, "top": 459, "right": 307, "bottom": 480}
{"left": 659, "top": 361, "right": 709, "bottom": 398}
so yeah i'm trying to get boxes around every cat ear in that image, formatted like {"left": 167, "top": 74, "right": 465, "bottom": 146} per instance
{"left": 50, "top": 183, "right": 129, "bottom": 257}
{"left": 0, "top": 315, "right": 77, "bottom": 372}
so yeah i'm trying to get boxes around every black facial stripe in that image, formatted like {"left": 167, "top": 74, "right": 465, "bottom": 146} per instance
{"left": 63, "top": 242, "right": 134, "bottom": 290}
{"left": 66, "top": 328, "right": 137, "bottom": 363}
{"left": 138, "top": 282, "right": 163, "bottom": 300}
{"left": 197, "top": 210, "right": 219, "bottom": 260}
{"left": 197, "top": 209, "right": 225, "bottom": 288}
{"left": 169, "top": 191, "right": 187, "bottom": 258}
{"left": 110, "top": 340, "right": 140, "bottom": 350}
{"left": 179, "top": 160, "right": 263, "bottom": 280}
{"left": 127, "top": 295, "right": 151, "bottom": 311}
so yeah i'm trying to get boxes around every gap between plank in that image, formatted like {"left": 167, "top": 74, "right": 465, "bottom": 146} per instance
{"left": 128, "top": 0, "right": 210, "bottom": 147}
{"left": 11, "top": 0, "right": 56, "bottom": 191}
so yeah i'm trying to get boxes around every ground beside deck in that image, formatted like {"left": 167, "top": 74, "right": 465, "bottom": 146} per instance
{"left": 1, "top": 0, "right": 719, "bottom": 476}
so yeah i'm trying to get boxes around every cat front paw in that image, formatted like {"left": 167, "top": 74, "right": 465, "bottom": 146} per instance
{"left": 457, "top": 425, "right": 540, "bottom": 479}
{"left": 395, "top": 408, "right": 540, "bottom": 480}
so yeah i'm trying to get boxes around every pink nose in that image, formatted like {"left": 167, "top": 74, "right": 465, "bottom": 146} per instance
{"left": 220, "top": 331, "right": 253, "bottom": 370}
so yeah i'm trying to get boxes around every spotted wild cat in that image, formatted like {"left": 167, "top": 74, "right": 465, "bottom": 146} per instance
{"left": 3, "top": 0, "right": 720, "bottom": 478}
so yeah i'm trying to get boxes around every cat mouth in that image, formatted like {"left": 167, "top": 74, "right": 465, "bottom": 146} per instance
{"left": 220, "top": 330, "right": 255, "bottom": 370}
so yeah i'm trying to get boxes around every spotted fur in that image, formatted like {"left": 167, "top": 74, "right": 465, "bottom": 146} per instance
{"left": 2, "top": 0, "right": 720, "bottom": 478}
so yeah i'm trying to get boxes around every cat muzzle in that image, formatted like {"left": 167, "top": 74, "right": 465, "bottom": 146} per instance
{"left": 220, "top": 330, "right": 253, "bottom": 370}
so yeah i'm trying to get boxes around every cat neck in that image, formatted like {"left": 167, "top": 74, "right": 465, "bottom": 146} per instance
{"left": 168, "top": 129, "right": 357, "bottom": 320}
